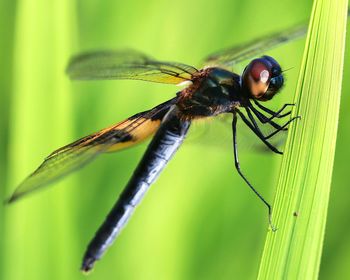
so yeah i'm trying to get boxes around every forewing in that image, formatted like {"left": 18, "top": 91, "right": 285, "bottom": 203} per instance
{"left": 67, "top": 49, "right": 198, "bottom": 84}
{"left": 203, "top": 23, "right": 307, "bottom": 67}
{"left": 7, "top": 101, "right": 173, "bottom": 203}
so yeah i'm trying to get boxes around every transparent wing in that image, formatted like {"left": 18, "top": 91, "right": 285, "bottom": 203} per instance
{"left": 67, "top": 49, "right": 198, "bottom": 84}
{"left": 7, "top": 100, "right": 174, "bottom": 203}
{"left": 203, "top": 23, "right": 307, "bottom": 67}
{"left": 188, "top": 113, "right": 287, "bottom": 153}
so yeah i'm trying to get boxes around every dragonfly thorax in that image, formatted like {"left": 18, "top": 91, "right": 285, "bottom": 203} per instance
{"left": 177, "top": 67, "right": 241, "bottom": 119}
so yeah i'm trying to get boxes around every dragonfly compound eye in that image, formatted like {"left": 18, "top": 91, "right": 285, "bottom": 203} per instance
{"left": 242, "top": 56, "right": 284, "bottom": 101}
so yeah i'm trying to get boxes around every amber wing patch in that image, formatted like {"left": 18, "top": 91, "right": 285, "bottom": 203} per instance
{"left": 7, "top": 103, "right": 172, "bottom": 203}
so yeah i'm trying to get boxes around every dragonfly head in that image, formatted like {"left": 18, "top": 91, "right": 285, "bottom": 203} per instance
{"left": 242, "top": 56, "right": 284, "bottom": 101}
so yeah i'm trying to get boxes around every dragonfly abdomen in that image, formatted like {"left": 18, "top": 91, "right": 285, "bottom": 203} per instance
{"left": 81, "top": 106, "right": 190, "bottom": 272}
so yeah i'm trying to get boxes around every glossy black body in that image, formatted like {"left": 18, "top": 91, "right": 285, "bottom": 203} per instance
{"left": 8, "top": 22, "right": 306, "bottom": 273}
{"left": 81, "top": 61, "right": 291, "bottom": 270}
{"left": 81, "top": 68, "right": 244, "bottom": 271}
{"left": 177, "top": 68, "right": 241, "bottom": 118}
{"left": 82, "top": 106, "right": 190, "bottom": 272}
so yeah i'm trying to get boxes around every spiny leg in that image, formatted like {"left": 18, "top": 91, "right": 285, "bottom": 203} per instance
{"left": 236, "top": 109, "right": 282, "bottom": 154}
{"left": 245, "top": 107, "right": 278, "bottom": 135}
{"left": 248, "top": 105, "right": 288, "bottom": 130}
{"left": 253, "top": 100, "right": 295, "bottom": 119}
{"left": 232, "top": 114, "right": 276, "bottom": 231}
{"left": 264, "top": 116, "right": 300, "bottom": 140}
{"left": 246, "top": 107, "right": 300, "bottom": 140}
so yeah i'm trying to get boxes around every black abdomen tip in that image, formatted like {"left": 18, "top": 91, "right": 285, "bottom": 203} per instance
{"left": 81, "top": 255, "right": 97, "bottom": 273}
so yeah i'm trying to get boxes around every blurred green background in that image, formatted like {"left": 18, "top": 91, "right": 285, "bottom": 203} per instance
{"left": 0, "top": 0, "right": 349, "bottom": 279}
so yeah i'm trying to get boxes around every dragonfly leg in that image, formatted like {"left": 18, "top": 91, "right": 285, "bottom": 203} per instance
{"left": 264, "top": 116, "right": 300, "bottom": 139}
{"left": 253, "top": 100, "right": 294, "bottom": 120}
{"left": 232, "top": 114, "right": 277, "bottom": 231}
{"left": 248, "top": 105, "right": 287, "bottom": 131}
{"left": 248, "top": 105, "right": 301, "bottom": 139}
{"left": 236, "top": 109, "right": 282, "bottom": 154}
{"left": 245, "top": 108, "right": 289, "bottom": 142}
{"left": 247, "top": 107, "right": 300, "bottom": 140}
{"left": 244, "top": 107, "right": 280, "bottom": 134}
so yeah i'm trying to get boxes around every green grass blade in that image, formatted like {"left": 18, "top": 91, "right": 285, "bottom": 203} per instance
{"left": 4, "top": 1, "right": 77, "bottom": 279}
{"left": 257, "top": 0, "right": 348, "bottom": 279}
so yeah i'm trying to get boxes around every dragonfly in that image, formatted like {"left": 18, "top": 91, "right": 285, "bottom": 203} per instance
{"left": 7, "top": 23, "right": 306, "bottom": 272}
